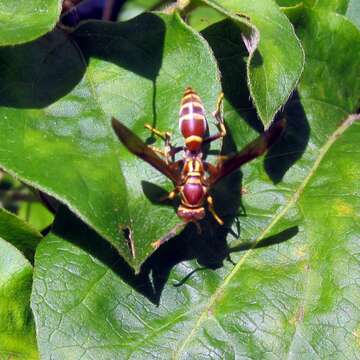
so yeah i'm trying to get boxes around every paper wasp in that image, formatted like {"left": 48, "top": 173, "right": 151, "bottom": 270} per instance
{"left": 112, "top": 88, "right": 285, "bottom": 248}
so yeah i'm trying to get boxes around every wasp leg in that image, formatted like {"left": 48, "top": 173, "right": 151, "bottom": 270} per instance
{"left": 149, "top": 145, "right": 183, "bottom": 165}
{"left": 159, "top": 188, "right": 178, "bottom": 202}
{"left": 213, "top": 92, "right": 226, "bottom": 137}
{"left": 144, "top": 124, "right": 181, "bottom": 162}
{"left": 151, "top": 222, "right": 185, "bottom": 249}
{"left": 169, "top": 146, "right": 184, "bottom": 158}
{"left": 214, "top": 91, "right": 225, "bottom": 121}
{"left": 203, "top": 92, "right": 226, "bottom": 144}
{"left": 148, "top": 145, "right": 167, "bottom": 157}
{"left": 207, "top": 195, "right": 224, "bottom": 225}
{"left": 144, "top": 124, "right": 171, "bottom": 141}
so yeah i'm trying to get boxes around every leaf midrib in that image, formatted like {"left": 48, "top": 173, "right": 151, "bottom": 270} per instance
{"left": 173, "top": 113, "right": 360, "bottom": 359}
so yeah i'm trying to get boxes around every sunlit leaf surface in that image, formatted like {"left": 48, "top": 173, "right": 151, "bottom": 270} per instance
{"left": 0, "top": 0, "right": 61, "bottom": 46}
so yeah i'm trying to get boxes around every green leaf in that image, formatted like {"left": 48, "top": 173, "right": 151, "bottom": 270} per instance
{"left": 0, "top": 0, "right": 61, "bottom": 46}
{"left": 0, "top": 207, "right": 42, "bottom": 262}
{"left": 31, "top": 7, "right": 360, "bottom": 359}
{"left": 199, "top": 0, "right": 305, "bottom": 126}
{"left": 0, "top": 209, "right": 39, "bottom": 359}
{"left": 0, "top": 12, "right": 221, "bottom": 271}
{"left": 296, "top": 9, "right": 360, "bottom": 113}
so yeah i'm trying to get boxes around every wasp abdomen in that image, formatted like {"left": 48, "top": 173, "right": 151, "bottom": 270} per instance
{"left": 177, "top": 205, "right": 205, "bottom": 221}
{"left": 179, "top": 87, "right": 207, "bottom": 151}
{"left": 182, "top": 181, "right": 205, "bottom": 206}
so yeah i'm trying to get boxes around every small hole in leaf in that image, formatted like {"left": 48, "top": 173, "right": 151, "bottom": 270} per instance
{"left": 120, "top": 226, "right": 136, "bottom": 259}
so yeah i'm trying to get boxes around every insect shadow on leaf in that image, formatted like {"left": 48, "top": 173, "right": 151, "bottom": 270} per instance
{"left": 56, "top": 193, "right": 298, "bottom": 307}
{"left": 265, "top": 91, "right": 310, "bottom": 183}
{"left": 173, "top": 225, "right": 299, "bottom": 287}
{"left": 141, "top": 181, "right": 179, "bottom": 209}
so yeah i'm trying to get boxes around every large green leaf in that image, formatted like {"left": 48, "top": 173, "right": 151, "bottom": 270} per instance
{"left": 0, "top": 0, "right": 61, "bottom": 46}
{"left": 0, "top": 12, "right": 221, "bottom": 271}
{"left": 0, "top": 208, "right": 39, "bottom": 359}
{"left": 31, "top": 8, "right": 360, "bottom": 359}
{"left": 198, "top": 0, "right": 305, "bottom": 126}
{"left": 31, "top": 119, "right": 360, "bottom": 358}
{"left": 296, "top": 10, "right": 359, "bottom": 113}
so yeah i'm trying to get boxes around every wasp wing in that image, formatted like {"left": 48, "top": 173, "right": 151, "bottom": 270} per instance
{"left": 209, "top": 119, "right": 285, "bottom": 185}
{"left": 112, "top": 117, "right": 181, "bottom": 184}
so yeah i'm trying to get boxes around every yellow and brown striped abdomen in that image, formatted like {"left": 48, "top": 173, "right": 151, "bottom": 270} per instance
{"left": 179, "top": 87, "right": 207, "bottom": 152}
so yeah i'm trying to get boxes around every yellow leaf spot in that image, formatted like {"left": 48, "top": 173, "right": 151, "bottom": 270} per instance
{"left": 294, "top": 245, "right": 307, "bottom": 259}
{"left": 353, "top": 327, "right": 360, "bottom": 347}
{"left": 333, "top": 200, "right": 353, "bottom": 216}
